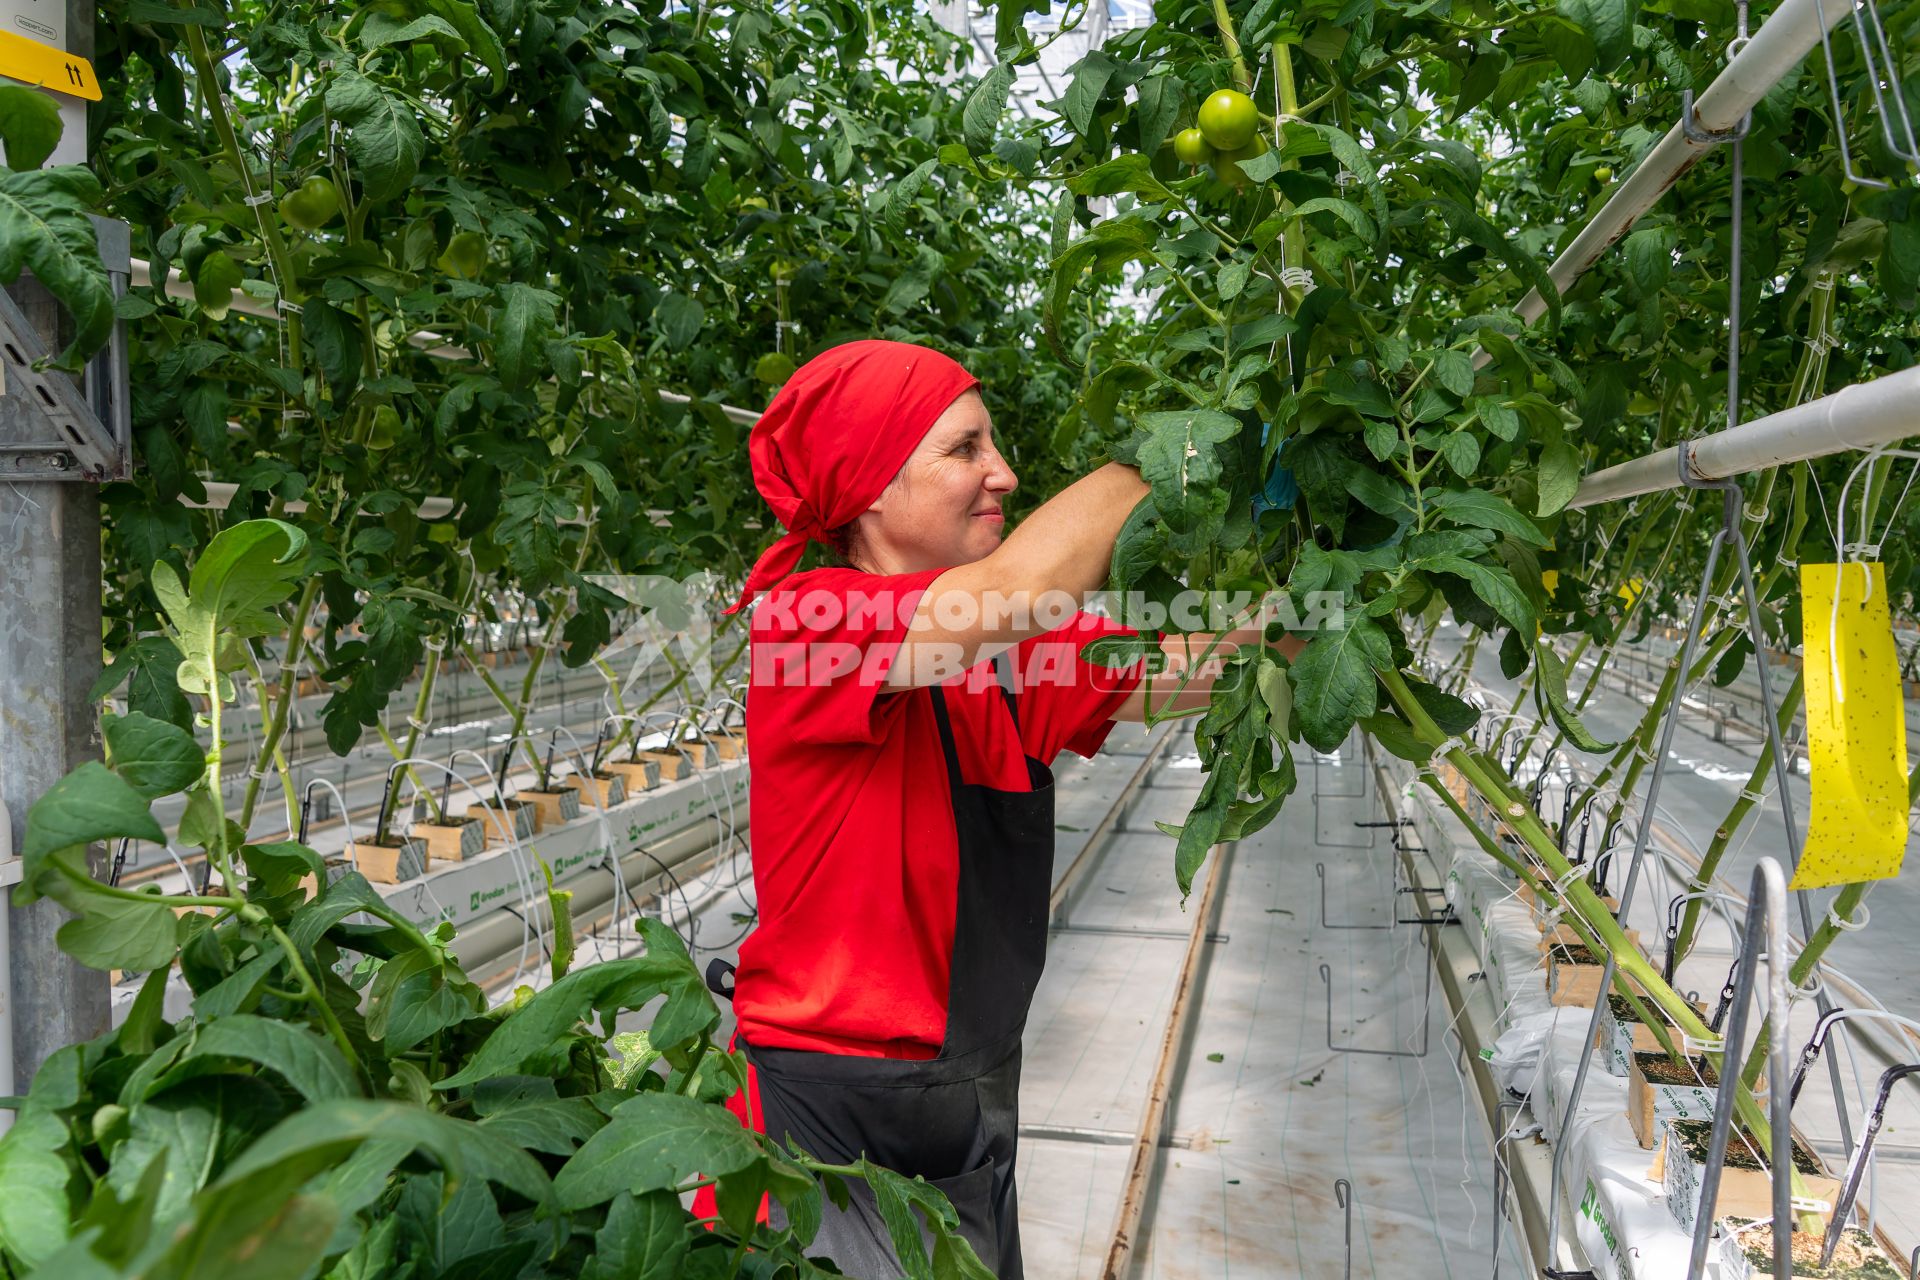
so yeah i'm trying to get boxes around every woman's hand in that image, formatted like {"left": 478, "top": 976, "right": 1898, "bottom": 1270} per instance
{"left": 1109, "top": 626, "right": 1308, "bottom": 722}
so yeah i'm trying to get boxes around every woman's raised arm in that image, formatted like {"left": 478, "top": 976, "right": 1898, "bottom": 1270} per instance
{"left": 884, "top": 462, "right": 1152, "bottom": 688}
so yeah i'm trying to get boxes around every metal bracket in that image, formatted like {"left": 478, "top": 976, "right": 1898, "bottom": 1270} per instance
{"left": 1319, "top": 947, "right": 1435, "bottom": 1058}
{"left": 1318, "top": 860, "right": 1391, "bottom": 930}
{"left": 1821, "top": 1062, "right": 1920, "bottom": 1267}
{"left": 1679, "top": 89, "right": 1752, "bottom": 145}
{"left": 0, "top": 215, "right": 132, "bottom": 481}
{"left": 1334, "top": 1178, "right": 1355, "bottom": 1280}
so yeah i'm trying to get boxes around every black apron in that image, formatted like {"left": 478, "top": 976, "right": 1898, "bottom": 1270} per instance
{"left": 712, "top": 659, "right": 1055, "bottom": 1278}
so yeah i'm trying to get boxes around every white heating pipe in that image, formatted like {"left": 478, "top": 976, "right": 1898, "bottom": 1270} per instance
{"left": 175, "top": 480, "right": 680, "bottom": 529}
{"left": 1569, "top": 364, "right": 1920, "bottom": 508}
{"left": 128, "top": 259, "right": 761, "bottom": 426}
{"left": 1493, "top": 0, "right": 1853, "bottom": 342}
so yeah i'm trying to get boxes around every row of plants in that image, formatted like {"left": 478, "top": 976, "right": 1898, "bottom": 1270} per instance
{"left": 4, "top": 0, "right": 1098, "bottom": 1273}
{"left": 1, "top": 0, "right": 1916, "bottom": 1271}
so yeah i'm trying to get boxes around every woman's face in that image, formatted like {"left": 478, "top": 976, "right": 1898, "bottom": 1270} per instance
{"left": 852, "top": 389, "right": 1017, "bottom": 574}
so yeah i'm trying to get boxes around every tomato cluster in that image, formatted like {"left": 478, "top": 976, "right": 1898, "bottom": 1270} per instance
{"left": 1171, "top": 89, "right": 1268, "bottom": 187}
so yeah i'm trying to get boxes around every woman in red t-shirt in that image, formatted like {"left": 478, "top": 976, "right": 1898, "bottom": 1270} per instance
{"left": 702, "top": 339, "right": 1298, "bottom": 1277}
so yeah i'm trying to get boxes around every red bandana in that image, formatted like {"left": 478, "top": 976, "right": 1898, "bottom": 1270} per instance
{"left": 724, "top": 340, "right": 980, "bottom": 616}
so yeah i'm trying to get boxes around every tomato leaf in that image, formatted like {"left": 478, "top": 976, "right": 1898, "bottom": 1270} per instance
{"left": 1133, "top": 74, "right": 1180, "bottom": 159}
{"left": 1423, "top": 554, "right": 1537, "bottom": 635}
{"left": 0, "top": 1112, "right": 73, "bottom": 1267}
{"left": 325, "top": 71, "right": 425, "bottom": 203}
{"left": 496, "top": 281, "right": 562, "bottom": 384}
{"left": 1290, "top": 616, "right": 1390, "bottom": 752}
{"left": 555, "top": 1092, "right": 763, "bottom": 1210}
{"left": 1537, "top": 430, "right": 1582, "bottom": 516}
{"left": 435, "top": 924, "right": 716, "bottom": 1089}
{"left": 1535, "top": 640, "right": 1619, "bottom": 751}
{"left": 962, "top": 62, "right": 1016, "bottom": 154}
{"left": 1308, "top": 124, "right": 1387, "bottom": 233}
{"left": 1426, "top": 489, "right": 1551, "bottom": 546}
{"left": 1136, "top": 410, "right": 1241, "bottom": 534}
{"left": 103, "top": 712, "right": 204, "bottom": 800}
{"left": 586, "top": 1190, "right": 689, "bottom": 1279}
{"left": 0, "top": 165, "right": 114, "bottom": 369}
{"left": 0, "top": 84, "right": 63, "bottom": 170}
{"left": 1292, "top": 195, "right": 1378, "bottom": 245}
{"left": 1065, "top": 153, "right": 1172, "bottom": 201}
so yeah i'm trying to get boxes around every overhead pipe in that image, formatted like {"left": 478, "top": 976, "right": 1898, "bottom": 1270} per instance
{"left": 128, "top": 258, "right": 761, "bottom": 426}
{"left": 1569, "top": 364, "right": 1920, "bottom": 509}
{"left": 1481, "top": 0, "right": 1854, "bottom": 355}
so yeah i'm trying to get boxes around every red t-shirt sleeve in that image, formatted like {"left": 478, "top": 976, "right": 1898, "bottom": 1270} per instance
{"left": 1011, "top": 611, "right": 1151, "bottom": 763}
{"left": 748, "top": 566, "right": 946, "bottom": 747}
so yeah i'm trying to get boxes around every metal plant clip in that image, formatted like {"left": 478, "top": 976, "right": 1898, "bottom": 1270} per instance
{"left": 1821, "top": 1062, "right": 1920, "bottom": 1267}
{"left": 1662, "top": 889, "right": 1727, "bottom": 982}
{"left": 373, "top": 760, "right": 407, "bottom": 846}
{"left": 1707, "top": 957, "right": 1743, "bottom": 1033}
{"left": 297, "top": 778, "right": 333, "bottom": 844}
{"left": 1786, "top": 1006, "right": 1920, "bottom": 1105}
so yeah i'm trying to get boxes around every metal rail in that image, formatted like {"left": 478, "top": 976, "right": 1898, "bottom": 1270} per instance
{"left": 1499, "top": 0, "right": 1853, "bottom": 337}
{"left": 1098, "top": 836, "right": 1235, "bottom": 1280}
{"left": 1572, "top": 365, "right": 1920, "bottom": 509}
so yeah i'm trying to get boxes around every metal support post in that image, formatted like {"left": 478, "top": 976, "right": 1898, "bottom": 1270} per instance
{"left": 1, "top": 0, "right": 118, "bottom": 1108}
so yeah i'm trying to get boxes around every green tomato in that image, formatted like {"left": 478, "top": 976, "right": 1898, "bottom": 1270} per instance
{"left": 1172, "top": 128, "right": 1216, "bottom": 166}
{"left": 1197, "top": 89, "right": 1259, "bottom": 151}
{"left": 91, "top": 1103, "right": 128, "bottom": 1148}
{"left": 278, "top": 175, "right": 340, "bottom": 231}
{"left": 1212, "top": 135, "right": 1270, "bottom": 188}
{"left": 755, "top": 351, "right": 797, "bottom": 385}
{"left": 367, "top": 404, "right": 402, "bottom": 450}
{"left": 437, "top": 230, "right": 487, "bottom": 279}
{"left": 1593, "top": 166, "right": 1614, "bottom": 184}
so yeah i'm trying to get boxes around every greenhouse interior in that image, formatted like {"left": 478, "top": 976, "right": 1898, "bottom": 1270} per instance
{"left": 1, "top": 0, "right": 1918, "bottom": 1275}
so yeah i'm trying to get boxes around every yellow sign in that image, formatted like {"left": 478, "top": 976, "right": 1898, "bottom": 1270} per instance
{"left": 1793, "top": 562, "right": 1911, "bottom": 890}
{"left": 0, "top": 28, "right": 98, "bottom": 101}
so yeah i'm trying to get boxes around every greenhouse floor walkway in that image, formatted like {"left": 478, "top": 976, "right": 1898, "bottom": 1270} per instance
{"left": 1019, "top": 730, "right": 1524, "bottom": 1279}
{"left": 698, "top": 723, "right": 1520, "bottom": 1277}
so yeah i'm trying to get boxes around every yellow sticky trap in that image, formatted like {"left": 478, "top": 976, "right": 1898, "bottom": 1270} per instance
{"left": 1793, "top": 562, "right": 1910, "bottom": 890}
